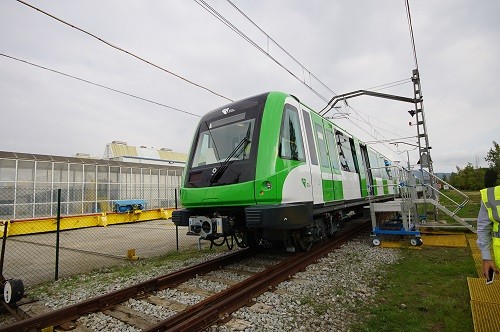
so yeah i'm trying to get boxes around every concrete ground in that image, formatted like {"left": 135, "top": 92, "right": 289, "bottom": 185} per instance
{"left": 1, "top": 220, "right": 200, "bottom": 287}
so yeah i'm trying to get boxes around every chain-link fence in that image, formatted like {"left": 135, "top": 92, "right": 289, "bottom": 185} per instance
{"left": 0, "top": 185, "right": 179, "bottom": 220}
{"left": 0, "top": 186, "right": 201, "bottom": 287}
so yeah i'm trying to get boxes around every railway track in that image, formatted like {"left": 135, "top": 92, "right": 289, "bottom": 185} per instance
{"left": 1, "top": 220, "right": 369, "bottom": 332}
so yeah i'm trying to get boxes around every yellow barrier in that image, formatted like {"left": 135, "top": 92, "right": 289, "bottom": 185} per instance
{"left": 0, "top": 208, "right": 174, "bottom": 237}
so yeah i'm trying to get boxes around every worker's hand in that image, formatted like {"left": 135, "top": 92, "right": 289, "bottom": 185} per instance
{"left": 482, "top": 260, "right": 499, "bottom": 278}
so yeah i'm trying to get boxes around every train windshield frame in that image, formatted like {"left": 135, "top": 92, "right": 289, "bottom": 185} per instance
{"left": 185, "top": 94, "right": 267, "bottom": 187}
{"left": 191, "top": 116, "right": 256, "bottom": 168}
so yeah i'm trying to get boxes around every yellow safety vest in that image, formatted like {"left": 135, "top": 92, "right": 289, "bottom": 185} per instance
{"left": 481, "top": 186, "right": 500, "bottom": 267}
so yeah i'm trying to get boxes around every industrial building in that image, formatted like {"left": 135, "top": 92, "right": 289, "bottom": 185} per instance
{"left": 0, "top": 142, "right": 187, "bottom": 221}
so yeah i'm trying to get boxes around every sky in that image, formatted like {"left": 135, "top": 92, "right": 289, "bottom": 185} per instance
{"left": 0, "top": 0, "right": 498, "bottom": 173}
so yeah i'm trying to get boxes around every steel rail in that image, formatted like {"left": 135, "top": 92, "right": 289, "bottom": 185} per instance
{"left": 145, "top": 220, "right": 370, "bottom": 332}
{"left": 0, "top": 249, "right": 254, "bottom": 332}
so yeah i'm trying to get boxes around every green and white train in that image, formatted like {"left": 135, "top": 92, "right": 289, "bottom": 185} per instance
{"left": 173, "top": 91, "right": 399, "bottom": 250}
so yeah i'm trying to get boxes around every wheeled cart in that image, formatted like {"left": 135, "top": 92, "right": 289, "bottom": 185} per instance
{"left": 369, "top": 198, "right": 422, "bottom": 247}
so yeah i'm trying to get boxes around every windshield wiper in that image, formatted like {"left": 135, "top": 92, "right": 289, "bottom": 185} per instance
{"left": 209, "top": 124, "right": 251, "bottom": 184}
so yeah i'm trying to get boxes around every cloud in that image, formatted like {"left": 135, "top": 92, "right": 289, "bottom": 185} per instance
{"left": 0, "top": 0, "right": 498, "bottom": 174}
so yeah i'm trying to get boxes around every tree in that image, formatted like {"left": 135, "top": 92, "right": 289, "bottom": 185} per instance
{"left": 448, "top": 163, "right": 485, "bottom": 190}
{"left": 485, "top": 141, "right": 500, "bottom": 185}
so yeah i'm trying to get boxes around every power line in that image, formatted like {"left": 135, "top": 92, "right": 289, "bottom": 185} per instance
{"left": 17, "top": 0, "right": 418, "bottom": 149}
{"left": 331, "top": 101, "right": 414, "bottom": 138}
{"left": 365, "top": 78, "right": 412, "bottom": 92}
{"left": 225, "top": 0, "right": 336, "bottom": 97}
{"left": 364, "top": 136, "right": 418, "bottom": 144}
{"left": 404, "top": 0, "right": 419, "bottom": 70}
{"left": 344, "top": 117, "right": 401, "bottom": 157}
{"left": 196, "top": 0, "right": 415, "bottom": 148}
{"left": 193, "top": 0, "right": 331, "bottom": 103}
{"left": 319, "top": 76, "right": 414, "bottom": 137}
{"left": 222, "top": 1, "right": 417, "bottom": 140}
{"left": 16, "top": 0, "right": 233, "bottom": 102}
{"left": 1, "top": 53, "right": 201, "bottom": 118}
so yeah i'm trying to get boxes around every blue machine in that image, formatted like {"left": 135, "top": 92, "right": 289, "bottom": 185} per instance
{"left": 112, "top": 199, "right": 147, "bottom": 213}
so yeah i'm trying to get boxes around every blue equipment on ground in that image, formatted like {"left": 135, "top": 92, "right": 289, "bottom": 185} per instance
{"left": 112, "top": 199, "right": 147, "bottom": 213}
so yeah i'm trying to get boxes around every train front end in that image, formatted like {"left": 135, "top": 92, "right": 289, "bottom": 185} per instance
{"left": 172, "top": 92, "right": 305, "bottom": 247}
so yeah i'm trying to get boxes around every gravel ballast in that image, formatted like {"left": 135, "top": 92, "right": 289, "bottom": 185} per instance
{"left": 13, "top": 234, "right": 401, "bottom": 331}
{"left": 210, "top": 235, "right": 401, "bottom": 331}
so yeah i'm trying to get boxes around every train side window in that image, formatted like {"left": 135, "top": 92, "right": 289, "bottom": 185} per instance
{"left": 302, "top": 110, "right": 318, "bottom": 165}
{"left": 325, "top": 129, "right": 341, "bottom": 170}
{"left": 335, "top": 131, "right": 357, "bottom": 172}
{"left": 369, "top": 151, "right": 381, "bottom": 178}
{"left": 279, "top": 104, "right": 305, "bottom": 161}
{"left": 349, "top": 138, "right": 360, "bottom": 174}
{"left": 314, "top": 123, "right": 330, "bottom": 168}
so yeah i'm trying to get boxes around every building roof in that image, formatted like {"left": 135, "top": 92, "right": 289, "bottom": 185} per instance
{"left": 104, "top": 141, "right": 188, "bottom": 163}
{"left": 0, "top": 150, "right": 183, "bottom": 170}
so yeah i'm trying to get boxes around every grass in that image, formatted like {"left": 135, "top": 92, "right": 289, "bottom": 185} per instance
{"left": 352, "top": 189, "right": 479, "bottom": 332}
{"left": 25, "top": 190, "right": 482, "bottom": 331}
{"left": 299, "top": 296, "right": 332, "bottom": 316}
{"left": 352, "top": 246, "right": 476, "bottom": 332}
{"left": 417, "top": 189, "right": 481, "bottom": 226}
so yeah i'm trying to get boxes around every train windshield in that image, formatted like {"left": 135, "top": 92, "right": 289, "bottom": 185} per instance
{"left": 191, "top": 114, "right": 256, "bottom": 168}
{"left": 186, "top": 94, "right": 266, "bottom": 187}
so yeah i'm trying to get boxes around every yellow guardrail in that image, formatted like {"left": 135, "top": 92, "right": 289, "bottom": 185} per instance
{"left": 0, "top": 208, "right": 174, "bottom": 237}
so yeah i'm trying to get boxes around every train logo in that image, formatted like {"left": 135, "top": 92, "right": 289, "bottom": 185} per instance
{"left": 221, "top": 107, "right": 235, "bottom": 115}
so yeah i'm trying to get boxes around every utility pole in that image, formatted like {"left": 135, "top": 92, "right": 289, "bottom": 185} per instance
{"left": 411, "top": 69, "right": 436, "bottom": 200}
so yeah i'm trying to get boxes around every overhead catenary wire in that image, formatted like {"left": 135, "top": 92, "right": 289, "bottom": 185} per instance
{"left": 16, "top": 0, "right": 233, "bottom": 102}
{"left": 345, "top": 104, "right": 414, "bottom": 137}
{"left": 344, "top": 117, "right": 401, "bottom": 156}
{"left": 365, "top": 78, "right": 412, "bottom": 92}
{"left": 404, "top": 0, "right": 419, "bottom": 70}
{"left": 0, "top": 53, "right": 201, "bottom": 118}
{"left": 225, "top": 0, "right": 336, "bottom": 97}
{"left": 197, "top": 0, "right": 416, "bottom": 152}
{"left": 193, "top": 0, "right": 331, "bottom": 103}
{"left": 17, "top": 0, "right": 419, "bottom": 151}
{"left": 364, "top": 136, "right": 418, "bottom": 144}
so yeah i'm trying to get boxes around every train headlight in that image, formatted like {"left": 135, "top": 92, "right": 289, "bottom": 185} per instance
{"left": 261, "top": 181, "right": 272, "bottom": 190}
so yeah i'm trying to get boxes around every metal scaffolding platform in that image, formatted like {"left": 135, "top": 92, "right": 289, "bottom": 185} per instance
{"left": 369, "top": 166, "right": 422, "bottom": 246}
{"left": 369, "top": 166, "right": 475, "bottom": 247}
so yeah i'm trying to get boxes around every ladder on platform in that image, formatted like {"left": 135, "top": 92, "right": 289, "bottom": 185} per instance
{"left": 369, "top": 167, "right": 475, "bottom": 247}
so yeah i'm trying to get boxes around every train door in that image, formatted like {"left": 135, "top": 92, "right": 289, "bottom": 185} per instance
{"left": 335, "top": 130, "right": 361, "bottom": 200}
{"left": 360, "top": 144, "right": 374, "bottom": 196}
{"left": 310, "top": 113, "right": 335, "bottom": 203}
{"left": 349, "top": 137, "right": 366, "bottom": 196}
{"left": 324, "top": 122, "right": 343, "bottom": 200}
{"left": 300, "top": 107, "right": 322, "bottom": 204}
{"left": 380, "top": 157, "right": 390, "bottom": 195}
{"left": 278, "top": 97, "right": 314, "bottom": 204}
{"left": 368, "top": 149, "right": 383, "bottom": 196}
{"left": 383, "top": 159, "right": 396, "bottom": 195}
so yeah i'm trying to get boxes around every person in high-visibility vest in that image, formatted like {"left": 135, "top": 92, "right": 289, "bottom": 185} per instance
{"left": 477, "top": 185, "right": 500, "bottom": 278}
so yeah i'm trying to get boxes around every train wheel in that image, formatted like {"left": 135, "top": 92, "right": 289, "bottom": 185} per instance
{"left": 292, "top": 229, "right": 312, "bottom": 252}
{"left": 372, "top": 238, "right": 381, "bottom": 246}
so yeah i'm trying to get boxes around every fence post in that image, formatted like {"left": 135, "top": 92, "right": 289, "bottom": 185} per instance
{"left": 0, "top": 221, "right": 9, "bottom": 281}
{"left": 175, "top": 188, "right": 179, "bottom": 251}
{"left": 55, "top": 189, "right": 61, "bottom": 281}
